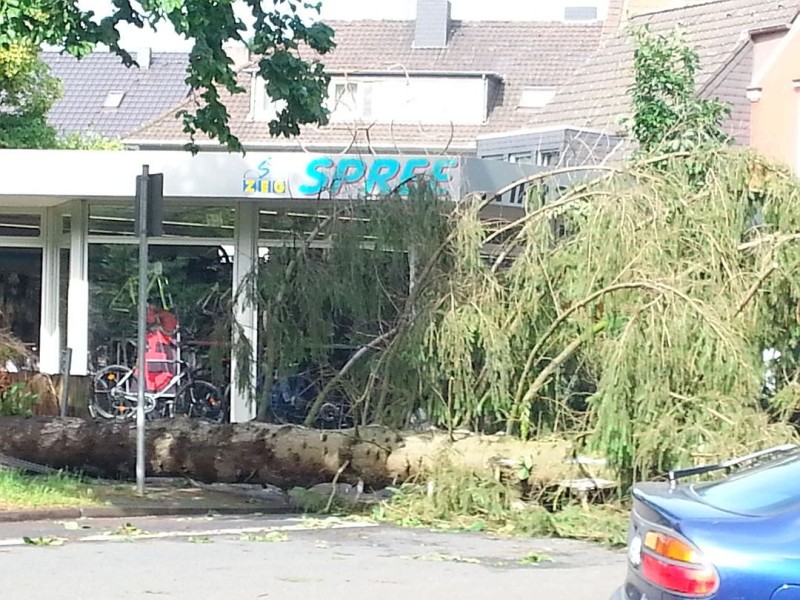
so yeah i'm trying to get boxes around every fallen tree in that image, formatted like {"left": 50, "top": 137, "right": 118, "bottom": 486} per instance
{"left": 0, "top": 416, "right": 612, "bottom": 490}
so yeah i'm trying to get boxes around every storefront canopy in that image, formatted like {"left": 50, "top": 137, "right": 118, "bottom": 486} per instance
{"left": 0, "top": 149, "right": 590, "bottom": 215}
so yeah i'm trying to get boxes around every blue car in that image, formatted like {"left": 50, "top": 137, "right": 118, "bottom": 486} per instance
{"left": 611, "top": 444, "right": 800, "bottom": 600}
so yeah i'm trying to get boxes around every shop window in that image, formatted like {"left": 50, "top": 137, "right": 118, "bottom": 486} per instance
{"left": 0, "top": 214, "right": 41, "bottom": 238}
{"left": 161, "top": 205, "right": 235, "bottom": 239}
{"left": 0, "top": 248, "right": 42, "bottom": 347}
{"left": 258, "top": 209, "right": 373, "bottom": 246}
{"left": 89, "top": 204, "right": 134, "bottom": 236}
{"left": 59, "top": 249, "right": 70, "bottom": 351}
{"left": 89, "top": 203, "right": 235, "bottom": 239}
{"left": 87, "top": 244, "right": 233, "bottom": 373}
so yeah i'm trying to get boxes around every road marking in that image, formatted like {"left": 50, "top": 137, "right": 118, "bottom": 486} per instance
{"left": 0, "top": 518, "right": 377, "bottom": 547}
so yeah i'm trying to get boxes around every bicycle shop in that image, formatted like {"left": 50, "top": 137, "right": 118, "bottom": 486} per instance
{"left": 0, "top": 149, "right": 579, "bottom": 422}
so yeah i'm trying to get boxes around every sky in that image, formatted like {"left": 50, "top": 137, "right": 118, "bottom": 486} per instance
{"left": 77, "top": 0, "right": 608, "bottom": 51}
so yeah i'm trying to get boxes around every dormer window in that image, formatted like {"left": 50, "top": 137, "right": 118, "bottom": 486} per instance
{"left": 103, "top": 91, "right": 125, "bottom": 109}
{"left": 518, "top": 87, "right": 556, "bottom": 109}
{"left": 251, "top": 73, "right": 490, "bottom": 125}
{"left": 329, "top": 80, "right": 372, "bottom": 121}
{"left": 334, "top": 82, "right": 358, "bottom": 105}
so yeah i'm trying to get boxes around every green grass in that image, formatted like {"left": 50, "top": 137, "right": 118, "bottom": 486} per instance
{"left": 0, "top": 469, "right": 101, "bottom": 510}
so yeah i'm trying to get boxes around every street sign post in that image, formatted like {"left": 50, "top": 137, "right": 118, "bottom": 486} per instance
{"left": 134, "top": 165, "right": 164, "bottom": 496}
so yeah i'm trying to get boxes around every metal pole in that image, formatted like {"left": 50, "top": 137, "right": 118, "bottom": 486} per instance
{"left": 59, "top": 348, "right": 72, "bottom": 418}
{"left": 136, "top": 165, "right": 149, "bottom": 496}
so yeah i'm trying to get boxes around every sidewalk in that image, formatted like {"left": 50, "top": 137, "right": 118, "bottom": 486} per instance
{"left": 0, "top": 478, "right": 294, "bottom": 523}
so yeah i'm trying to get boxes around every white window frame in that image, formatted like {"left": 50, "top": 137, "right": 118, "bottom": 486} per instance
{"left": 536, "top": 150, "right": 561, "bottom": 167}
{"left": 249, "top": 75, "right": 285, "bottom": 123}
{"left": 518, "top": 87, "right": 557, "bottom": 109}
{"left": 508, "top": 152, "right": 534, "bottom": 164}
{"left": 328, "top": 78, "right": 372, "bottom": 122}
{"left": 0, "top": 207, "right": 45, "bottom": 248}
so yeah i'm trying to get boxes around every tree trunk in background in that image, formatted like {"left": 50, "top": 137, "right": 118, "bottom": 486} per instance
{"left": 0, "top": 417, "right": 611, "bottom": 489}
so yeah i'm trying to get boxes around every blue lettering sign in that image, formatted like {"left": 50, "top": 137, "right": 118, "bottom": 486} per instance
{"left": 432, "top": 158, "right": 458, "bottom": 184}
{"left": 330, "top": 158, "right": 367, "bottom": 195}
{"left": 397, "top": 158, "right": 432, "bottom": 194}
{"left": 298, "top": 157, "right": 335, "bottom": 195}
{"left": 365, "top": 158, "right": 402, "bottom": 195}
{"left": 298, "top": 157, "right": 459, "bottom": 197}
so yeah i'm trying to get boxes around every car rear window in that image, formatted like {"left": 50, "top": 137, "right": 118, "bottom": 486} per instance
{"left": 693, "top": 450, "right": 800, "bottom": 515}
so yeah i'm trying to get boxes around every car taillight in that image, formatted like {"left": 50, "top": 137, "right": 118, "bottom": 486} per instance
{"left": 639, "top": 531, "right": 719, "bottom": 597}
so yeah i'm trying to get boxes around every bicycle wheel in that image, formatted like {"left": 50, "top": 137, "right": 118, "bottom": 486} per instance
{"left": 315, "top": 394, "right": 354, "bottom": 430}
{"left": 176, "top": 379, "right": 227, "bottom": 423}
{"left": 90, "top": 365, "right": 137, "bottom": 420}
{"left": 268, "top": 373, "right": 317, "bottom": 425}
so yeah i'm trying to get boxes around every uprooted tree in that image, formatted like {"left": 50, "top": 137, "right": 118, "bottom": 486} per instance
{"left": 222, "top": 26, "right": 800, "bottom": 485}
{"left": 5, "top": 144, "right": 800, "bottom": 489}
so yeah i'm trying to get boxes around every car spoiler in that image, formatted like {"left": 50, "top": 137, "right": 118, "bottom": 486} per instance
{"left": 667, "top": 444, "right": 798, "bottom": 490}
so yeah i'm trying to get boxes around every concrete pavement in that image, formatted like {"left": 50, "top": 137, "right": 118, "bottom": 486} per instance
{"left": 0, "top": 514, "right": 626, "bottom": 599}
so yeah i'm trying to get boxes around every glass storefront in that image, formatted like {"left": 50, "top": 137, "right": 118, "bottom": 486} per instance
{"left": 0, "top": 248, "right": 42, "bottom": 350}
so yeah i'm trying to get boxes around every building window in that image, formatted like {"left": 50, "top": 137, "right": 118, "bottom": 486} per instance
{"left": 0, "top": 248, "right": 42, "bottom": 347}
{"left": 563, "top": 6, "right": 599, "bottom": 21}
{"left": 103, "top": 91, "right": 125, "bottom": 109}
{"left": 537, "top": 150, "right": 561, "bottom": 167}
{"left": 251, "top": 76, "right": 285, "bottom": 122}
{"left": 330, "top": 81, "right": 371, "bottom": 121}
{"left": 334, "top": 83, "right": 358, "bottom": 105}
{"left": 508, "top": 152, "right": 534, "bottom": 164}
{"left": 0, "top": 214, "right": 41, "bottom": 238}
{"left": 518, "top": 88, "right": 557, "bottom": 109}
{"left": 88, "top": 203, "right": 235, "bottom": 238}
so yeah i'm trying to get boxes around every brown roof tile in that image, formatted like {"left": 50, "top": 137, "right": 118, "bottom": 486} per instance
{"left": 127, "top": 19, "right": 603, "bottom": 150}
{"left": 533, "top": 0, "right": 799, "bottom": 133}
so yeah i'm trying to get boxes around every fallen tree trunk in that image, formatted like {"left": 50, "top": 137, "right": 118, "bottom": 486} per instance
{"left": 0, "top": 417, "right": 613, "bottom": 489}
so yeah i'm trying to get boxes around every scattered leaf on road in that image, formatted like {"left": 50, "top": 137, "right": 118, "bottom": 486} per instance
{"left": 241, "top": 531, "right": 289, "bottom": 543}
{"left": 23, "top": 536, "right": 65, "bottom": 546}
{"left": 405, "top": 553, "right": 480, "bottom": 564}
{"left": 109, "top": 523, "right": 146, "bottom": 537}
{"left": 517, "top": 552, "right": 554, "bottom": 565}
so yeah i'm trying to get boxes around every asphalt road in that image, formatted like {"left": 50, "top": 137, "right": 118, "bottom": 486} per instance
{"left": 0, "top": 514, "right": 626, "bottom": 600}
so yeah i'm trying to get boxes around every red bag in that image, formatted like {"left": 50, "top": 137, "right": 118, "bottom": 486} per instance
{"left": 136, "top": 329, "right": 178, "bottom": 393}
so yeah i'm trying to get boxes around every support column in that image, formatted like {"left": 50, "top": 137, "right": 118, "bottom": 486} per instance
{"left": 408, "top": 245, "right": 418, "bottom": 296}
{"left": 67, "top": 200, "right": 89, "bottom": 375}
{"left": 38, "top": 207, "right": 61, "bottom": 374}
{"left": 230, "top": 202, "right": 259, "bottom": 423}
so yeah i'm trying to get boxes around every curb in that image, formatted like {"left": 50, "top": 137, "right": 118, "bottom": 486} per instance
{"left": 0, "top": 502, "right": 295, "bottom": 523}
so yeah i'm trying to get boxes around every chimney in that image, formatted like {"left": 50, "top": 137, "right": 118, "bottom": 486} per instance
{"left": 137, "top": 47, "right": 151, "bottom": 70}
{"left": 414, "top": 0, "right": 451, "bottom": 49}
{"left": 602, "top": 0, "right": 699, "bottom": 38}
{"left": 564, "top": 5, "right": 600, "bottom": 21}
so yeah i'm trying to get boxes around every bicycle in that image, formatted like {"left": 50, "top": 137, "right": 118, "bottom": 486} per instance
{"left": 89, "top": 354, "right": 227, "bottom": 423}
{"left": 266, "top": 367, "right": 353, "bottom": 429}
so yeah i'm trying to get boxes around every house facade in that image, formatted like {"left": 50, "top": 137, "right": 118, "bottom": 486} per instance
{"left": 125, "top": 0, "right": 606, "bottom": 155}
{"left": 486, "top": 0, "right": 800, "bottom": 165}
{"left": 747, "top": 12, "right": 800, "bottom": 172}
{"left": 43, "top": 50, "right": 190, "bottom": 140}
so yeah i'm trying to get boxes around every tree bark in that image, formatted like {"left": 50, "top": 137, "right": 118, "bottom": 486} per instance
{"left": 0, "top": 417, "right": 612, "bottom": 489}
